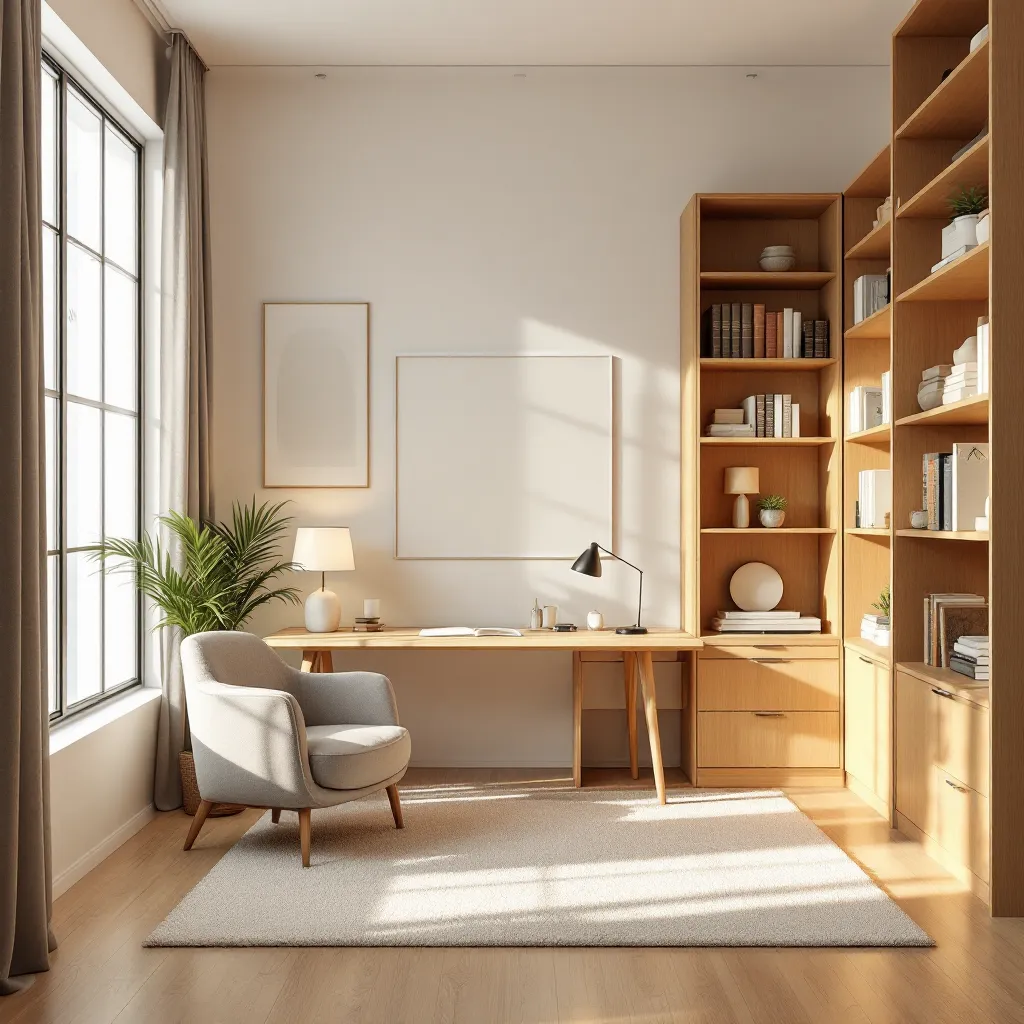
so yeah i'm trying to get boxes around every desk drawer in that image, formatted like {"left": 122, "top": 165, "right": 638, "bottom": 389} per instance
{"left": 933, "top": 686, "right": 989, "bottom": 797}
{"left": 698, "top": 657, "right": 838, "bottom": 711}
{"left": 698, "top": 711, "right": 840, "bottom": 768}
{"left": 700, "top": 644, "right": 838, "bottom": 661}
{"left": 934, "top": 767, "right": 989, "bottom": 883}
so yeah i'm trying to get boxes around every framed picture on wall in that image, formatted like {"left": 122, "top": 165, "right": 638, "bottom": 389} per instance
{"left": 263, "top": 302, "right": 369, "bottom": 487}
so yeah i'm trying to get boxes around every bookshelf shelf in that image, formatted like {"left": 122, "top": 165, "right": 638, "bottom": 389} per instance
{"left": 845, "top": 219, "right": 891, "bottom": 260}
{"left": 896, "top": 662, "right": 989, "bottom": 710}
{"left": 895, "top": 530, "right": 989, "bottom": 542}
{"left": 896, "top": 394, "right": 988, "bottom": 427}
{"left": 845, "top": 423, "right": 891, "bottom": 445}
{"left": 845, "top": 528, "right": 890, "bottom": 538}
{"left": 846, "top": 636, "right": 892, "bottom": 665}
{"left": 701, "top": 527, "right": 836, "bottom": 535}
{"left": 844, "top": 305, "right": 890, "bottom": 341}
{"left": 698, "top": 271, "right": 835, "bottom": 290}
{"left": 897, "top": 135, "right": 989, "bottom": 220}
{"left": 845, "top": 144, "right": 891, "bottom": 199}
{"left": 896, "top": 242, "right": 989, "bottom": 303}
{"left": 699, "top": 436, "right": 835, "bottom": 447}
{"left": 895, "top": 38, "right": 989, "bottom": 141}
{"left": 699, "top": 357, "right": 837, "bottom": 372}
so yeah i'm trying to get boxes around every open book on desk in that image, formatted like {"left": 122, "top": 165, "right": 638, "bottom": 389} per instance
{"left": 418, "top": 627, "right": 523, "bottom": 637}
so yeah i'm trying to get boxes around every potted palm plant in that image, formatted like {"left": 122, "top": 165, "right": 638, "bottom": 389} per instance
{"left": 91, "top": 498, "right": 301, "bottom": 814}
{"left": 757, "top": 494, "right": 788, "bottom": 528}
{"left": 944, "top": 186, "right": 988, "bottom": 257}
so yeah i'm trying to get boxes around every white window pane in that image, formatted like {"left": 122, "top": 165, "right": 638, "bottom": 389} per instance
{"left": 67, "top": 551, "right": 102, "bottom": 704}
{"left": 45, "top": 396, "right": 58, "bottom": 551}
{"left": 104, "top": 411, "right": 137, "bottom": 541}
{"left": 48, "top": 555, "right": 58, "bottom": 715}
{"left": 43, "top": 226, "right": 57, "bottom": 391}
{"left": 105, "top": 568, "right": 137, "bottom": 688}
{"left": 104, "top": 266, "right": 137, "bottom": 410}
{"left": 67, "top": 243, "right": 102, "bottom": 400}
{"left": 67, "top": 89, "right": 102, "bottom": 251}
{"left": 67, "top": 402, "right": 102, "bottom": 547}
{"left": 104, "top": 127, "right": 137, "bottom": 274}
{"left": 41, "top": 66, "right": 58, "bottom": 227}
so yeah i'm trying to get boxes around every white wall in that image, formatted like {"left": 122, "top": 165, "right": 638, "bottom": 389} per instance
{"left": 207, "top": 65, "right": 890, "bottom": 767}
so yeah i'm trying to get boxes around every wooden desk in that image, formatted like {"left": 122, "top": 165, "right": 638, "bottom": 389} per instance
{"left": 263, "top": 627, "right": 701, "bottom": 805}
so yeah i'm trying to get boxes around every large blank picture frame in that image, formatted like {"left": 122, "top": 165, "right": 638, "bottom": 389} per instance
{"left": 263, "top": 302, "right": 369, "bottom": 488}
{"left": 396, "top": 355, "right": 613, "bottom": 559}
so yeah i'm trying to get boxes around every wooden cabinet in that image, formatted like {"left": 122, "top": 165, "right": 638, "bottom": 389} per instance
{"left": 698, "top": 711, "right": 840, "bottom": 768}
{"left": 934, "top": 767, "right": 990, "bottom": 884}
{"left": 699, "top": 657, "right": 839, "bottom": 711}
{"left": 844, "top": 648, "right": 891, "bottom": 816}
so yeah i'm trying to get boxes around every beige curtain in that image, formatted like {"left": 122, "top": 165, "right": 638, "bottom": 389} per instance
{"left": 0, "top": 0, "right": 57, "bottom": 995}
{"left": 154, "top": 32, "right": 213, "bottom": 810}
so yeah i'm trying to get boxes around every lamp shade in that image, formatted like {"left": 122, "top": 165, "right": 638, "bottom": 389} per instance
{"left": 292, "top": 527, "right": 355, "bottom": 571}
{"left": 571, "top": 542, "right": 602, "bottom": 578}
{"left": 724, "top": 467, "right": 759, "bottom": 495}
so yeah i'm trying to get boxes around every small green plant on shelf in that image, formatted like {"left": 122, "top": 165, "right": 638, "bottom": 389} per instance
{"left": 757, "top": 494, "right": 787, "bottom": 529}
{"left": 871, "top": 584, "right": 891, "bottom": 620}
{"left": 948, "top": 186, "right": 988, "bottom": 219}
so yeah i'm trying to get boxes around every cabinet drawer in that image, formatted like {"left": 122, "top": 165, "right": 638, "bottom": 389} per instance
{"left": 932, "top": 686, "right": 989, "bottom": 796}
{"left": 700, "top": 644, "right": 838, "bottom": 661}
{"left": 895, "top": 671, "right": 938, "bottom": 833}
{"left": 934, "top": 768, "right": 989, "bottom": 883}
{"left": 698, "top": 711, "right": 840, "bottom": 768}
{"left": 844, "top": 650, "right": 891, "bottom": 803}
{"left": 699, "top": 658, "right": 838, "bottom": 711}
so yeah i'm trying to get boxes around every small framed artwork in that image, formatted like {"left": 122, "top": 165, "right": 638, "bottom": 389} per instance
{"left": 263, "top": 302, "right": 369, "bottom": 488}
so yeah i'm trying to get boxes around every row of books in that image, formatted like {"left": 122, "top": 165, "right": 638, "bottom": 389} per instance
{"left": 856, "top": 469, "right": 891, "bottom": 529}
{"left": 924, "top": 593, "right": 987, "bottom": 669}
{"left": 711, "top": 610, "right": 822, "bottom": 634}
{"left": 848, "top": 382, "right": 891, "bottom": 434}
{"left": 702, "top": 304, "right": 830, "bottom": 359}
{"left": 922, "top": 444, "right": 989, "bottom": 532}
{"left": 706, "top": 398, "right": 802, "bottom": 438}
{"left": 860, "top": 613, "right": 890, "bottom": 647}
{"left": 853, "top": 274, "right": 889, "bottom": 324}
{"left": 951, "top": 635, "right": 989, "bottom": 682}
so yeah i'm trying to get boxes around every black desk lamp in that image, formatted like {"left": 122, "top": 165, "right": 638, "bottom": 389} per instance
{"left": 570, "top": 542, "right": 647, "bottom": 635}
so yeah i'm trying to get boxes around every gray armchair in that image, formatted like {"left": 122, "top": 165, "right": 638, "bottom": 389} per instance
{"left": 180, "top": 631, "right": 411, "bottom": 865}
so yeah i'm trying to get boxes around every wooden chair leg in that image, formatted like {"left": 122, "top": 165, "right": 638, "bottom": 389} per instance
{"left": 298, "top": 808, "right": 311, "bottom": 867}
{"left": 387, "top": 784, "right": 404, "bottom": 829}
{"left": 271, "top": 808, "right": 281, "bottom": 824}
{"left": 183, "top": 800, "right": 213, "bottom": 851}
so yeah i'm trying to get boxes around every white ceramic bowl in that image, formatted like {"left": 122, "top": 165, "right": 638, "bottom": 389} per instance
{"left": 759, "top": 255, "right": 797, "bottom": 272}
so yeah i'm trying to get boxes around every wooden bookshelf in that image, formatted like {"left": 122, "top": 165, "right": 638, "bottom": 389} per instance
{"left": 700, "top": 357, "right": 837, "bottom": 372}
{"left": 896, "top": 241, "right": 989, "bottom": 302}
{"left": 844, "top": 304, "right": 891, "bottom": 341}
{"left": 895, "top": 394, "right": 988, "bottom": 426}
{"left": 894, "top": 529, "right": 989, "bottom": 541}
{"left": 846, "top": 423, "right": 891, "bottom": 445}
{"left": 897, "top": 135, "right": 989, "bottom": 219}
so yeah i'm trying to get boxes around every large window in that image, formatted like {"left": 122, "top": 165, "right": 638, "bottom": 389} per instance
{"left": 42, "top": 54, "right": 143, "bottom": 721}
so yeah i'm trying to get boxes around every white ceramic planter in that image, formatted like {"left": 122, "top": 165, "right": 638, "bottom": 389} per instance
{"left": 759, "top": 509, "right": 786, "bottom": 529}
{"left": 976, "top": 211, "right": 990, "bottom": 245}
{"left": 942, "top": 214, "right": 979, "bottom": 258}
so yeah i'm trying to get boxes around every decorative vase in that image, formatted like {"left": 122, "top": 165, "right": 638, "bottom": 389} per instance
{"left": 586, "top": 610, "right": 605, "bottom": 631}
{"left": 759, "top": 509, "right": 785, "bottom": 529}
{"left": 976, "top": 210, "right": 990, "bottom": 245}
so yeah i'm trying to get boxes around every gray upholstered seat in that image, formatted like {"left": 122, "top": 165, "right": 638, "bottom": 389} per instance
{"left": 179, "top": 630, "right": 411, "bottom": 865}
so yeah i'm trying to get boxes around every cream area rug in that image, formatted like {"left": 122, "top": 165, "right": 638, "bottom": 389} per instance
{"left": 147, "top": 785, "right": 931, "bottom": 948}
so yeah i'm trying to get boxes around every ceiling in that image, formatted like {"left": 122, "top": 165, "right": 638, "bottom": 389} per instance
{"left": 152, "top": 0, "right": 914, "bottom": 68}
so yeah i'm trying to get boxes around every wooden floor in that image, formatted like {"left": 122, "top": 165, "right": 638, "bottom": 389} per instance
{"left": 3, "top": 768, "right": 1024, "bottom": 1024}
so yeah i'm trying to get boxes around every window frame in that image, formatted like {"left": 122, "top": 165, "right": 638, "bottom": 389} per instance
{"left": 44, "top": 50, "right": 145, "bottom": 724}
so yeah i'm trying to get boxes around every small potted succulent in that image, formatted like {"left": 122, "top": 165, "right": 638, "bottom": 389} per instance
{"left": 757, "top": 494, "right": 787, "bottom": 528}
{"left": 944, "top": 186, "right": 988, "bottom": 256}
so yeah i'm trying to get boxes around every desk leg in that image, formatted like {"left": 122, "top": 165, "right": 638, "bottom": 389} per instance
{"left": 572, "top": 650, "right": 583, "bottom": 788}
{"left": 636, "top": 651, "right": 666, "bottom": 805}
{"left": 623, "top": 652, "right": 639, "bottom": 780}
{"left": 301, "top": 651, "right": 318, "bottom": 673}
{"left": 319, "top": 651, "right": 334, "bottom": 673}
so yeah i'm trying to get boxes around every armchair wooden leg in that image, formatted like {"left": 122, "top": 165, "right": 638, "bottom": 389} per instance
{"left": 271, "top": 808, "right": 281, "bottom": 824}
{"left": 298, "top": 808, "right": 311, "bottom": 867}
{"left": 387, "top": 784, "right": 404, "bottom": 829}
{"left": 184, "top": 800, "right": 213, "bottom": 851}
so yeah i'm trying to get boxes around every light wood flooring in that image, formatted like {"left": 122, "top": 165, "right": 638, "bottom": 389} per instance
{"left": 3, "top": 768, "right": 1024, "bottom": 1024}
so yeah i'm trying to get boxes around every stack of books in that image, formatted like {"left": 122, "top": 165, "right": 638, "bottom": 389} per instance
{"left": 711, "top": 610, "right": 822, "bottom": 634}
{"left": 702, "top": 303, "right": 830, "bottom": 359}
{"left": 923, "top": 593, "right": 987, "bottom": 667}
{"left": 950, "top": 635, "right": 989, "bottom": 682}
{"left": 848, "top": 385, "right": 883, "bottom": 433}
{"left": 942, "top": 362, "right": 979, "bottom": 405}
{"left": 860, "top": 613, "right": 890, "bottom": 647}
{"left": 856, "top": 469, "right": 891, "bottom": 529}
{"left": 706, "top": 408, "right": 755, "bottom": 438}
{"left": 918, "top": 364, "right": 952, "bottom": 411}
{"left": 922, "top": 443, "right": 989, "bottom": 531}
{"left": 853, "top": 274, "right": 888, "bottom": 324}
{"left": 738, "top": 394, "right": 801, "bottom": 438}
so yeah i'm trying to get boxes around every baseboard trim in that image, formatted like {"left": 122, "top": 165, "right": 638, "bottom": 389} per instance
{"left": 845, "top": 772, "right": 892, "bottom": 821}
{"left": 53, "top": 803, "right": 157, "bottom": 899}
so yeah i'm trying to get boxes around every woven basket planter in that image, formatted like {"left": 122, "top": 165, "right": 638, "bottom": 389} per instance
{"left": 179, "top": 751, "right": 245, "bottom": 817}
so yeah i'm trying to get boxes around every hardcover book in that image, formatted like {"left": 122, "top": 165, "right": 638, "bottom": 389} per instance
{"left": 753, "top": 304, "right": 766, "bottom": 358}
{"left": 765, "top": 312, "right": 778, "bottom": 358}
{"left": 730, "top": 302, "right": 741, "bottom": 358}
{"left": 741, "top": 303, "right": 754, "bottom": 358}
{"left": 939, "top": 604, "right": 989, "bottom": 669}
{"left": 721, "top": 303, "right": 731, "bottom": 359}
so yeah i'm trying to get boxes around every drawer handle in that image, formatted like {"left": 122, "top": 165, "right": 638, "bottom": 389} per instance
{"left": 753, "top": 658, "right": 791, "bottom": 664}
{"left": 944, "top": 778, "right": 967, "bottom": 793}
{"left": 753, "top": 711, "right": 786, "bottom": 718}
{"left": 858, "top": 656, "right": 873, "bottom": 665}
{"left": 932, "top": 688, "right": 954, "bottom": 700}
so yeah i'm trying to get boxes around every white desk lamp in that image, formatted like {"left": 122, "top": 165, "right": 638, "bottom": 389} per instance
{"left": 292, "top": 527, "right": 355, "bottom": 633}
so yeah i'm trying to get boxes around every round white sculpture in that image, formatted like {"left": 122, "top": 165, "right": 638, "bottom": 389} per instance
{"left": 729, "top": 562, "right": 784, "bottom": 612}
{"left": 586, "top": 610, "right": 605, "bottom": 631}
{"left": 304, "top": 588, "right": 342, "bottom": 633}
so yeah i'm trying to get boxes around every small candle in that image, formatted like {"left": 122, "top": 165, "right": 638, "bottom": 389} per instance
{"left": 363, "top": 598, "right": 381, "bottom": 618}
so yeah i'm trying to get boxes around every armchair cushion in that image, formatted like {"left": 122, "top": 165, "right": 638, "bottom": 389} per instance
{"left": 305, "top": 724, "right": 411, "bottom": 791}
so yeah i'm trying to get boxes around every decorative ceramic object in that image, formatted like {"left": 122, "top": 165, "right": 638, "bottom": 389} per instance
{"left": 725, "top": 466, "right": 759, "bottom": 528}
{"left": 586, "top": 610, "right": 605, "bottom": 631}
{"left": 530, "top": 599, "right": 543, "bottom": 630}
{"left": 759, "top": 255, "right": 797, "bottom": 272}
{"left": 729, "top": 562, "right": 784, "bottom": 612}
{"left": 976, "top": 209, "right": 990, "bottom": 245}
{"left": 910, "top": 510, "right": 928, "bottom": 529}
{"left": 759, "top": 509, "right": 786, "bottom": 528}
{"left": 917, "top": 386, "right": 943, "bottom": 412}
{"left": 542, "top": 604, "right": 558, "bottom": 628}
{"left": 953, "top": 335, "right": 978, "bottom": 365}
